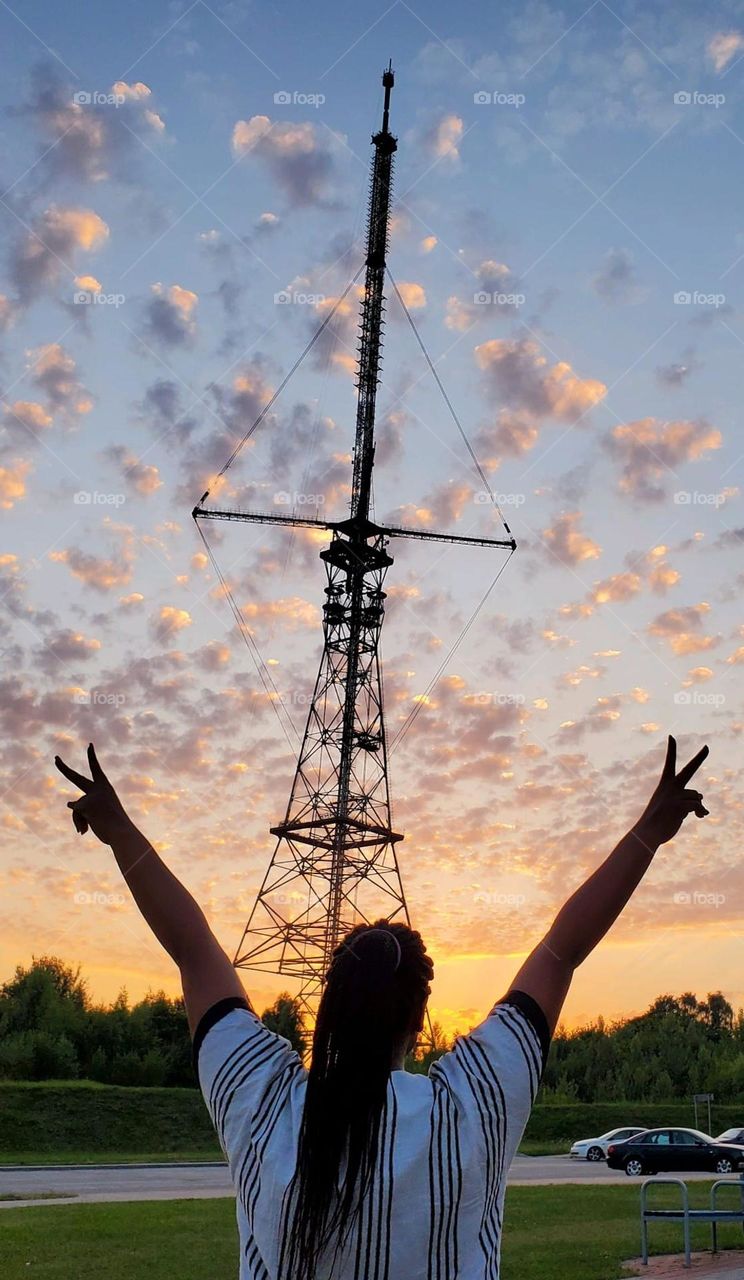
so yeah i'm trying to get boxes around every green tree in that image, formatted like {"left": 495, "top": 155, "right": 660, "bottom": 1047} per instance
{"left": 261, "top": 993, "right": 308, "bottom": 1058}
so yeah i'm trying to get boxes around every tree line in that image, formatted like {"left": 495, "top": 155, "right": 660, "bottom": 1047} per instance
{"left": 2, "top": 958, "right": 742, "bottom": 1102}
{"left": 543, "top": 992, "right": 744, "bottom": 1103}
{"left": 0, "top": 957, "right": 307, "bottom": 1086}
{"left": 0, "top": 956, "right": 449, "bottom": 1086}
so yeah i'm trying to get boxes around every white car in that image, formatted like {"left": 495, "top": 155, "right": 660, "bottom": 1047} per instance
{"left": 570, "top": 1126, "right": 646, "bottom": 1161}
{"left": 716, "top": 1128, "right": 744, "bottom": 1147}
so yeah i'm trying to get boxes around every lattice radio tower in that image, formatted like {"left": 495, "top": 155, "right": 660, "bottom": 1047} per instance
{"left": 193, "top": 63, "right": 516, "bottom": 1021}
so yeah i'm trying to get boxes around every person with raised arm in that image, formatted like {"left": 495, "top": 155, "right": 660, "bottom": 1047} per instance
{"left": 56, "top": 735, "right": 709, "bottom": 1280}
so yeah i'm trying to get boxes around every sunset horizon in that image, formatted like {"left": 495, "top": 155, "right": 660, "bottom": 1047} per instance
{"left": 1, "top": 1, "right": 741, "bottom": 1054}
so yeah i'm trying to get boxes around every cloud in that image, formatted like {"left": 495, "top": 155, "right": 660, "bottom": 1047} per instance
{"left": 708, "top": 32, "right": 744, "bottom": 73}
{"left": 557, "top": 538, "right": 683, "bottom": 626}
{"left": 4, "top": 401, "right": 53, "bottom": 440}
{"left": 648, "top": 603, "right": 720, "bottom": 655}
{"left": 182, "top": 362, "right": 275, "bottom": 497}
{"left": 474, "top": 409, "right": 539, "bottom": 466}
{"left": 74, "top": 273, "right": 102, "bottom": 294}
{"left": 50, "top": 524, "right": 135, "bottom": 592}
{"left": 589, "top": 572, "right": 643, "bottom": 606}
{"left": 50, "top": 547, "right": 134, "bottom": 592}
{"left": 35, "top": 628, "right": 101, "bottom": 674}
{"left": 392, "top": 481, "right": 474, "bottom": 530}
{"left": 395, "top": 281, "right": 426, "bottom": 309}
{"left": 389, "top": 671, "right": 526, "bottom": 771}
{"left": 187, "top": 376, "right": 346, "bottom": 521}
{"left": 541, "top": 511, "right": 602, "bottom": 566}
{"left": 473, "top": 340, "right": 606, "bottom": 468}
{"left": 591, "top": 248, "right": 647, "bottom": 305}
{"left": 445, "top": 260, "right": 523, "bottom": 331}
{"left": 559, "top": 570, "right": 644, "bottom": 622}
{"left": 9, "top": 205, "right": 109, "bottom": 305}
{"left": 194, "top": 641, "right": 231, "bottom": 671}
{"left": 141, "top": 282, "right": 198, "bottom": 349}
{"left": 557, "top": 694, "right": 625, "bottom": 740}
{"left": 605, "top": 417, "right": 722, "bottom": 501}
{"left": 308, "top": 286, "right": 363, "bottom": 376}
{"left": 196, "top": 231, "right": 246, "bottom": 337}
{"left": 104, "top": 445, "right": 162, "bottom": 496}
{"left": 152, "top": 606, "right": 192, "bottom": 641}
{"left": 139, "top": 380, "right": 198, "bottom": 445}
{"left": 684, "top": 666, "right": 714, "bottom": 684}
{"left": 175, "top": 374, "right": 345, "bottom": 536}
{"left": 0, "top": 459, "right": 32, "bottom": 508}
{"left": 475, "top": 338, "right": 606, "bottom": 422}
{"left": 114, "top": 80, "right": 165, "bottom": 126}
{"left": 374, "top": 407, "right": 407, "bottom": 469}
{"left": 231, "top": 116, "right": 337, "bottom": 206}
{"left": 0, "top": 295, "right": 16, "bottom": 331}
{"left": 421, "top": 114, "right": 464, "bottom": 161}
{"left": 16, "top": 64, "right": 166, "bottom": 187}
{"left": 238, "top": 597, "right": 318, "bottom": 632}
{"left": 655, "top": 348, "right": 699, "bottom": 388}
{"left": 255, "top": 211, "right": 280, "bottom": 233}
{"left": 26, "top": 343, "right": 93, "bottom": 417}
{"left": 559, "top": 663, "right": 605, "bottom": 688}
{"left": 642, "top": 544, "right": 681, "bottom": 595}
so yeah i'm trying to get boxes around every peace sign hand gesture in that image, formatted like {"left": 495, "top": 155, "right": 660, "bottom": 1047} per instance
{"left": 55, "top": 743, "right": 131, "bottom": 845}
{"left": 636, "top": 735, "right": 709, "bottom": 847}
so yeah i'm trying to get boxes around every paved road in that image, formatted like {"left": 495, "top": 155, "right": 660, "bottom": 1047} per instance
{"left": 0, "top": 1155, "right": 730, "bottom": 1208}
{"left": 0, "top": 1161, "right": 232, "bottom": 1208}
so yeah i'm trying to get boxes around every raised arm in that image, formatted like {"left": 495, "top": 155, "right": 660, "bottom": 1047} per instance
{"left": 54, "top": 743, "right": 248, "bottom": 1034}
{"left": 507, "top": 735, "right": 709, "bottom": 1038}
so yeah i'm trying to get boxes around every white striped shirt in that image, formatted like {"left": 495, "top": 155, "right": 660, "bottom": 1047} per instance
{"left": 195, "top": 990, "right": 549, "bottom": 1280}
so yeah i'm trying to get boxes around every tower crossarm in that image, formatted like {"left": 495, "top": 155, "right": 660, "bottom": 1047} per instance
{"left": 379, "top": 522, "right": 516, "bottom": 550}
{"left": 271, "top": 817, "right": 404, "bottom": 843}
{"left": 192, "top": 505, "right": 330, "bottom": 532}
{"left": 193, "top": 505, "right": 515, "bottom": 551}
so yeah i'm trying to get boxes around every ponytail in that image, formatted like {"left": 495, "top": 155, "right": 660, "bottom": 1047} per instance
{"left": 281, "top": 920, "right": 433, "bottom": 1278}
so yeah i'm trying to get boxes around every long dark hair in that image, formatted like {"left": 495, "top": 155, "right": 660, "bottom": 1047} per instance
{"left": 280, "top": 918, "right": 433, "bottom": 1279}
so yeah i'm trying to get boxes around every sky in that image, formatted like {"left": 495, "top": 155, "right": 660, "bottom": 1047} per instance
{"left": 1, "top": 0, "right": 743, "bottom": 1038}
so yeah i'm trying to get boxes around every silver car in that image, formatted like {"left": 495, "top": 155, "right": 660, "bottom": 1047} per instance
{"left": 570, "top": 1126, "right": 646, "bottom": 1161}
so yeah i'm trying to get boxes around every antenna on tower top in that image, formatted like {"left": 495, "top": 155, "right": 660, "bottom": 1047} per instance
{"left": 381, "top": 60, "right": 394, "bottom": 134}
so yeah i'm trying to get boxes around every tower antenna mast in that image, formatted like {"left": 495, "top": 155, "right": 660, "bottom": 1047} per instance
{"left": 193, "top": 63, "right": 515, "bottom": 1019}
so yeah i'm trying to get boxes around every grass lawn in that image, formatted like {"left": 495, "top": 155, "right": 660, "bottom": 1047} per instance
{"left": 518, "top": 1138, "right": 571, "bottom": 1156}
{"left": 0, "top": 1200, "right": 239, "bottom": 1279}
{"left": 0, "top": 1192, "right": 77, "bottom": 1202}
{"left": 2, "top": 1182, "right": 744, "bottom": 1280}
{"left": 0, "top": 1082, "right": 220, "bottom": 1164}
{"left": 502, "top": 1182, "right": 739, "bottom": 1280}
{"left": 1, "top": 1150, "right": 223, "bottom": 1166}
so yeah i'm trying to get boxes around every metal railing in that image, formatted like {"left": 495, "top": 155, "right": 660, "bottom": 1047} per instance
{"left": 640, "top": 1174, "right": 744, "bottom": 1268}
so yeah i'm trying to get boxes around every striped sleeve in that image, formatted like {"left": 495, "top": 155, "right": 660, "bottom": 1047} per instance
{"left": 194, "top": 1001, "right": 301, "bottom": 1159}
{"left": 433, "top": 988, "right": 549, "bottom": 1155}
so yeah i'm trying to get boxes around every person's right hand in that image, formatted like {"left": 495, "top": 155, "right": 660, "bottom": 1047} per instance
{"left": 55, "top": 743, "right": 132, "bottom": 845}
{"left": 634, "top": 735, "right": 709, "bottom": 847}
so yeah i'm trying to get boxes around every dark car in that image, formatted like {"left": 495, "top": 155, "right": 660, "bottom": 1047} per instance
{"left": 607, "top": 1127, "right": 744, "bottom": 1177}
